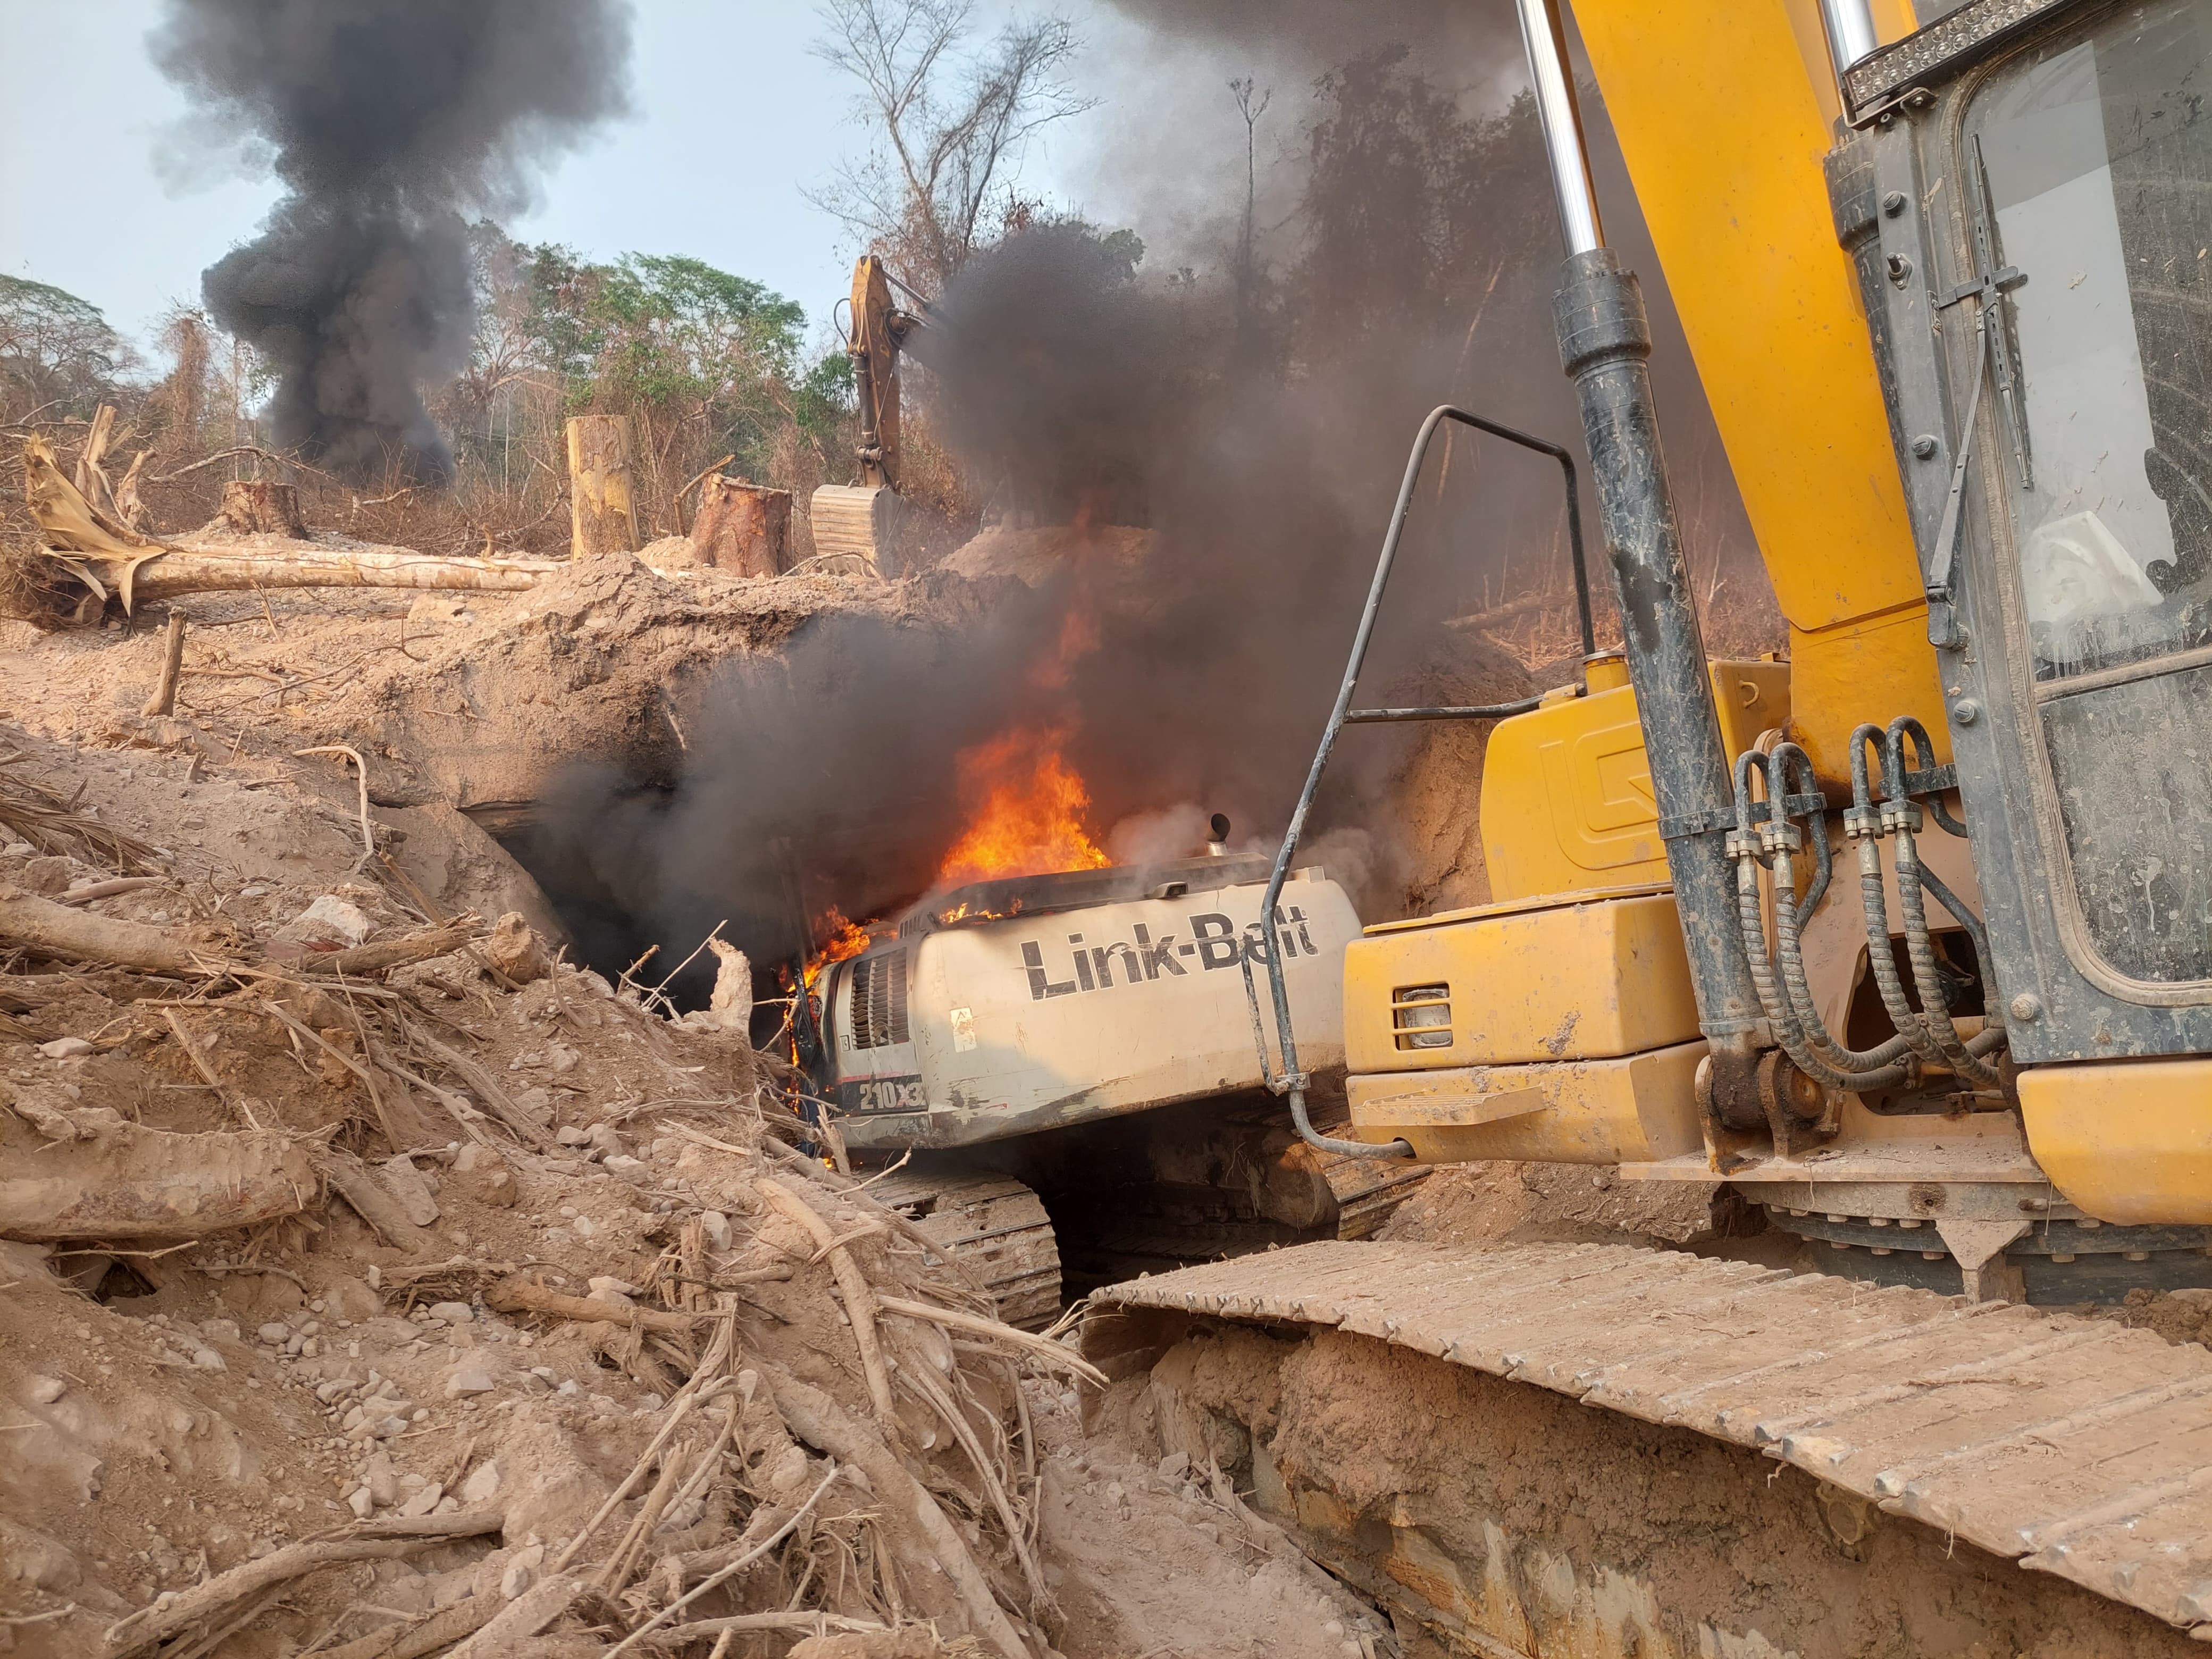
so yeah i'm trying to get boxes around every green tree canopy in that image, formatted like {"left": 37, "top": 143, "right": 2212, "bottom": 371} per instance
{"left": 0, "top": 275, "right": 133, "bottom": 420}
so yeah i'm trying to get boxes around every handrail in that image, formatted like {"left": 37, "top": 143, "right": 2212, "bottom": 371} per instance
{"left": 1244, "top": 404, "right": 1595, "bottom": 1159}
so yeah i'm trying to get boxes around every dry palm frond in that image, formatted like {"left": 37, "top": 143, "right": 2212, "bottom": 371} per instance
{"left": 0, "top": 756, "right": 163, "bottom": 872}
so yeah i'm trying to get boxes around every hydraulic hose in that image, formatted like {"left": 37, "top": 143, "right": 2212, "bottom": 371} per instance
{"left": 1764, "top": 744, "right": 1915, "bottom": 1085}
{"left": 1845, "top": 723, "right": 1953, "bottom": 1074}
{"left": 1730, "top": 752, "right": 1911, "bottom": 1092}
{"left": 1883, "top": 718, "right": 2005, "bottom": 1087}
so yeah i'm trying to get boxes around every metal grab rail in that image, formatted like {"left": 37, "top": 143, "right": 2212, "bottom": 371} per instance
{"left": 1243, "top": 404, "right": 1596, "bottom": 1159}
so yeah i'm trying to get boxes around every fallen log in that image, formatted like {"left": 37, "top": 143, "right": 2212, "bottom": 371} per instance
{"left": 0, "top": 1120, "right": 317, "bottom": 1243}
{"left": 19, "top": 438, "right": 554, "bottom": 615}
{"left": 294, "top": 918, "right": 483, "bottom": 977}
{"left": 129, "top": 542, "right": 550, "bottom": 603}
{"left": 0, "top": 887, "right": 234, "bottom": 975}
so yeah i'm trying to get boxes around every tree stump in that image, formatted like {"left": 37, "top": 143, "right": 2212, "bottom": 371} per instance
{"left": 690, "top": 476, "right": 792, "bottom": 576}
{"left": 218, "top": 480, "right": 307, "bottom": 538}
{"left": 565, "top": 416, "right": 639, "bottom": 559}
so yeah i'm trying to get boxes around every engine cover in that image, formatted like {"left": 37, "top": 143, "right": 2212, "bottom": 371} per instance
{"left": 816, "top": 858, "right": 1360, "bottom": 1151}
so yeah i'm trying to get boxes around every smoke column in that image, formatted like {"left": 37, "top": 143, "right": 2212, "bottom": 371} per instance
{"left": 523, "top": 3, "right": 1775, "bottom": 995}
{"left": 150, "top": 0, "right": 633, "bottom": 482}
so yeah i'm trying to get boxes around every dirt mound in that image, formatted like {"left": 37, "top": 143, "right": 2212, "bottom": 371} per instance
{"left": 0, "top": 553, "right": 1000, "bottom": 815}
{"left": 936, "top": 526, "right": 1154, "bottom": 589}
{"left": 0, "top": 734, "right": 1094, "bottom": 1658}
{"left": 0, "top": 722, "right": 1405, "bottom": 1658}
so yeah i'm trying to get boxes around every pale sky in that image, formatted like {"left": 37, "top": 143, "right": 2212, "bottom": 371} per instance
{"left": 0, "top": 2, "right": 1107, "bottom": 357}
{"left": 0, "top": 2, "right": 1528, "bottom": 366}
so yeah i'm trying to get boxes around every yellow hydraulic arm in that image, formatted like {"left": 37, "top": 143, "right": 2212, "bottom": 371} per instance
{"left": 1569, "top": 0, "right": 1946, "bottom": 786}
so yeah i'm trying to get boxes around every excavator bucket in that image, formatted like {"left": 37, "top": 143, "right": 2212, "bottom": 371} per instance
{"left": 808, "top": 482, "right": 898, "bottom": 575}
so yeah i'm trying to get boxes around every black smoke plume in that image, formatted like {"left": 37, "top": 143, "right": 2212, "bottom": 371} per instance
{"left": 152, "top": 0, "right": 633, "bottom": 482}
{"left": 523, "top": 9, "right": 1771, "bottom": 1000}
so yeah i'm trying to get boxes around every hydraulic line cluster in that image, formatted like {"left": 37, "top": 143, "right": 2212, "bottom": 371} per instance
{"left": 1727, "top": 715, "right": 2007, "bottom": 1100}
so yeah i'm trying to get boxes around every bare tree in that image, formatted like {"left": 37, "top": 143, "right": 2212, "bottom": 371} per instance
{"left": 812, "top": 0, "right": 1095, "bottom": 293}
{"left": 1227, "top": 76, "right": 1273, "bottom": 371}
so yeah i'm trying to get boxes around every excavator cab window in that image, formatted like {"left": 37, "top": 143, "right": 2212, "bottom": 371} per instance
{"left": 1962, "top": 0, "right": 2212, "bottom": 985}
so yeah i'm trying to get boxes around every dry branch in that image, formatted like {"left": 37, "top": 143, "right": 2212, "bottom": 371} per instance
{"left": 638, "top": 1613, "right": 894, "bottom": 1647}
{"left": 0, "top": 765, "right": 163, "bottom": 873}
{"left": 292, "top": 744, "right": 374, "bottom": 864}
{"left": 443, "top": 1574, "right": 585, "bottom": 1658}
{"left": 486, "top": 1276, "right": 722, "bottom": 1334}
{"left": 1443, "top": 588, "right": 1577, "bottom": 633}
{"left": 141, "top": 610, "right": 186, "bottom": 716}
{"left": 317, "top": 1150, "right": 432, "bottom": 1254}
{"left": 757, "top": 1176, "right": 897, "bottom": 1430}
{"left": 102, "top": 1512, "right": 502, "bottom": 1655}
{"left": 758, "top": 1137, "right": 988, "bottom": 1296}
{"left": 317, "top": 1597, "right": 495, "bottom": 1659}
{"left": 761, "top": 1367, "right": 1032, "bottom": 1659}
{"left": 605, "top": 1461, "right": 844, "bottom": 1657}
{"left": 295, "top": 919, "right": 482, "bottom": 977}
{"left": 401, "top": 1022, "right": 556, "bottom": 1149}
{"left": 874, "top": 1296, "right": 1107, "bottom": 1386}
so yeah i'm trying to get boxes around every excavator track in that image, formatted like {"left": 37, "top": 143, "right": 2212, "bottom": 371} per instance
{"left": 1084, "top": 1239, "right": 2212, "bottom": 1654}
{"left": 867, "top": 1167, "right": 1062, "bottom": 1330}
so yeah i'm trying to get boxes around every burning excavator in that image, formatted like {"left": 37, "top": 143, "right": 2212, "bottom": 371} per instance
{"left": 791, "top": 720, "right": 1423, "bottom": 1326}
{"left": 1049, "top": 0, "right": 2212, "bottom": 1651}
{"left": 791, "top": 281, "right": 1431, "bottom": 1322}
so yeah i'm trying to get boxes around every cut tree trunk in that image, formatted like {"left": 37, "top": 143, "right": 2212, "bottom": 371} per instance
{"left": 131, "top": 545, "right": 550, "bottom": 603}
{"left": 566, "top": 415, "right": 639, "bottom": 558}
{"left": 0, "top": 887, "right": 234, "bottom": 975}
{"left": 691, "top": 476, "right": 791, "bottom": 575}
{"left": 218, "top": 480, "right": 307, "bottom": 538}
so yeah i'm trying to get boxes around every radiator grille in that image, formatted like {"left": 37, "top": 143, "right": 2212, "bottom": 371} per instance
{"left": 852, "top": 950, "right": 910, "bottom": 1050}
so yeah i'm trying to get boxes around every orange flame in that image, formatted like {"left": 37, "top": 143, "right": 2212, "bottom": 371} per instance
{"left": 802, "top": 907, "right": 873, "bottom": 988}
{"left": 936, "top": 724, "right": 1111, "bottom": 889}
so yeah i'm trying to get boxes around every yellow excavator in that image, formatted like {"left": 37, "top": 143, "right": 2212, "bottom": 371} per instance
{"left": 810, "top": 254, "right": 928, "bottom": 573}
{"left": 1087, "top": 1, "right": 2212, "bottom": 1650}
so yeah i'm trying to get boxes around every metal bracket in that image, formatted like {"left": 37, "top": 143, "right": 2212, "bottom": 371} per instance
{"left": 1663, "top": 794, "right": 1825, "bottom": 842}
{"left": 1902, "top": 762, "right": 1958, "bottom": 798}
